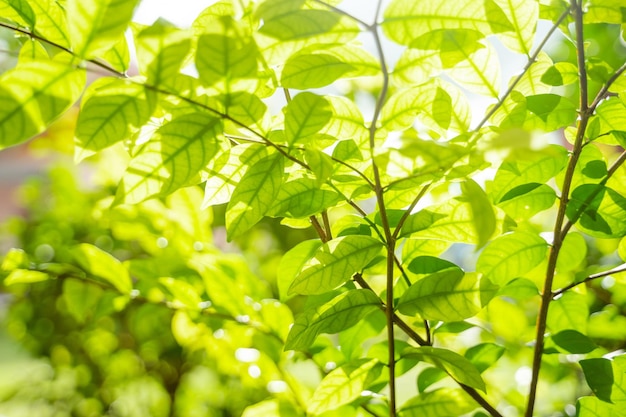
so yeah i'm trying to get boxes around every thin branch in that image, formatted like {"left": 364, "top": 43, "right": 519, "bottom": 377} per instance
{"left": 321, "top": 210, "right": 333, "bottom": 240}
{"left": 552, "top": 264, "right": 626, "bottom": 298}
{"left": 525, "top": 3, "right": 583, "bottom": 416}
{"left": 310, "top": 215, "right": 328, "bottom": 242}
{"left": 392, "top": 183, "right": 431, "bottom": 240}
{"left": 460, "top": 384, "right": 505, "bottom": 417}
{"left": 589, "top": 61, "right": 626, "bottom": 111}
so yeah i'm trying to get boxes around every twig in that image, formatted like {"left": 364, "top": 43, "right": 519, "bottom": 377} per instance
{"left": 525, "top": 3, "right": 584, "bottom": 416}
{"left": 552, "top": 264, "right": 626, "bottom": 298}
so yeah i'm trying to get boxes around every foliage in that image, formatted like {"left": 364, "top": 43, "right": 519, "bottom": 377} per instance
{"left": 1, "top": 0, "right": 626, "bottom": 416}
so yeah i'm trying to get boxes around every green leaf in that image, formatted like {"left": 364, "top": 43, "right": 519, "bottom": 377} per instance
{"left": 580, "top": 358, "right": 614, "bottom": 403}
{"left": 225, "top": 152, "right": 285, "bottom": 240}
{"left": 66, "top": 0, "right": 140, "bottom": 58}
{"left": 497, "top": 183, "right": 557, "bottom": 220}
{"left": 464, "top": 343, "right": 505, "bottom": 373}
{"left": 382, "top": 80, "right": 470, "bottom": 134}
{"left": 242, "top": 399, "right": 299, "bottom": 417}
{"left": 75, "top": 77, "right": 153, "bottom": 161}
{"left": 417, "top": 367, "right": 447, "bottom": 392}
{"left": 3, "top": 0, "right": 35, "bottom": 27}
{"left": 285, "top": 289, "right": 382, "bottom": 351}
{"left": 196, "top": 33, "right": 259, "bottom": 89}
{"left": 30, "top": 0, "right": 70, "bottom": 48}
{"left": 202, "top": 144, "right": 267, "bottom": 207}
{"left": 382, "top": 0, "right": 514, "bottom": 46}
{"left": 281, "top": 53, "right": 354, "bottom": 89}
{"left": 116, "top": 113, "right": 222, "bottom": 204}
{"left": 4, "top": 269, "right": 49, "bottom": 285}
{"left": 397, "top": 271, "right": 498, "bottom": 322}
{"left": 525, "top": 94, "right": 578, "bottom": 130}
{"left": 1, "top": 248, "right": 29, "bottom": 271}
{"left": 0, "top": 60, "right": 85, "bottom": 149}
{"left": 284, "top": 92, "right": 333, "bottom": 144}
{"left": 288, "top": 235, "right": 384, "bottom": 295}
{"left": 476, "top": 231, "right": 548, "bottom": 285}
{"left": 566, "top": 185, "right": 626, "bottom": 238}
{"left": 72, "top": 243, "right": 132, "bottom": 294}
{"left": 548, "top": 292, "right": 588, "bottom": 334}
{"left": 277, "top": 240, "right": 323, "bottom": 301}
{"left": 269, "top": 178, "right": 341, "bottom": 218}
{"left": 158, "top": 277, "right": 203, "bottom": 310}
{"left": 399, "top": 388, "right": 475, "bottom": 417}
{"left": 576, "top": 396, "right": 620, "bottom": 417}
{"left": 494, "top": 0, "right": 538, "bottom": 55}
{"left": 133, "top": 20, "right": 191, "bottom": 86}
{"left": 552, "top": 330, "right": 597, "bottom": 354}
{"left": 542, "top": 62, "right": 580, "bottom": 86}
{"left": 459, "top": 179, "right": 496, "bottom": 248}
{"left": 403, "top": 346, "right": 486, "bottom": 391}
{"left": 307, "top": 358, "right": 383, "bottom": 415}
{"left": 556, "top": 232, "right": 587, "bottom": 272}
{"left": 62, "top": 278, "right": 103, "bottom": 324}
{"left": 399, "top": 199, "right": 485, "bottom": 245}
{"left": 490, "top": 144, "right": 569, "bottom": 204}
{"left": 102, "top": 34, "right": 131, "bottom": 73}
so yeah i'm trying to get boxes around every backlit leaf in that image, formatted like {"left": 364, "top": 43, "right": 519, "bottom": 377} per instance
{"left": 30, "top": 0, "right": 70, "bottom": 47}
{"left": 460, "top": 178, "right": 496, "bottom": 248}
{"left": 566, "top": 185, "right": 626, "bottom": 238}
{"left": 397, "top": 271, "right": 498, "bottom": 322}
{"left": 285, "top": 289, "right": 381, "bottom": 351}
{"left": 72, "top": 243, "right": 132, "bottom": 294}
{"left": 403, "top": 346, "right": 486, "bottom": 391}
{"left": 277, "top": 239, "right": 323, "bottom": 301}
{"left": 284, "top": 92, "right": 332, "bottom": 144}
{"left": 0, "top": 60, "right": 84, "bottom": 149}
{"left": 307, "top": 358, "right": 383, "bottom": 415}
{"left": 268, "top": 178, "right": 341, "bottom": 218}
{"left": 476, "top": 231, "right": 548, "bottom": 285}
{"left": 226, "top": 152, "right": 285, "bottom": 239}
{"left": 399, "top": 388, "right": 475, "bottom": 417}
{"left": 281, "top": 53, "right": 354, "bottom": 89}
{"left": 548, "top": 292, "right": 588, "bottom": 334}
{"left": 464, "top": 343, "right": 505, "bottom": 373}
{"left": 116, "top": 113, "right": 222, "bottom": 204}
{"left": 66, "top": 0, "right": 140, "bottom": 58}
{"left": 493, "top": 0, "right": 538, "bottom": 54}
{"left": 382, "top": 0, "right": 514, "bottom": 46}
{"left": 75, "top": 77, "right": 152, "bottom": 161}
{"left": 288, "top": 235, "right": 384, "bottom": 295}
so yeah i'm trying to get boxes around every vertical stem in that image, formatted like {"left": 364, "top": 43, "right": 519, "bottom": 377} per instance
{"left": 367, "top": 1, "right": 395, "bottom": 414}
{"left": 525, "top": 2, "right": 587, "bottom": 416}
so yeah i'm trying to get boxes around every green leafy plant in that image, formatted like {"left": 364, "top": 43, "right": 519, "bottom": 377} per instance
{"left": 1, "top": 0, "right": 626, "bottom": 416}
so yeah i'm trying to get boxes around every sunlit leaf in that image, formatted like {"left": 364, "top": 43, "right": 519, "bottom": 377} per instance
{"left": 446, "top": 40, "right": 500, "bottom": 97}
{"left": 116, "top": 112, "right": 222, "bottom": 204}
{"left": 399, "top": 388, "right": 475, "bottom": 417}
{"left": 202, "top": 144, "right": 267, "bottom": 207}
{"left": 30, "top": 0, "right": 70, "bottom": 47}
{"left": 4, "top": 269, "right": 49, "bottom": 285}
{"left": 281, "top": 53, "right": 355, "bottom": 89}
{"left": 62, "top": 278, "right": 103, "bottom": 324}
{"left": 72, "top": 243, "right": 132, "bottom": 294}
{"left": 382, "top": 0, "right": 514, "bottom": 46}
{"left": 476, "top": 231, "right": 548, "bottom": 285}
{"left": 566, "top": 184, "right": 626, "bottom": 238}
{"left": 75, "top": 77, "right": 153, "bottom": 161}
{"left": 403, "top": 346, "right": 486, "bottom": 391}
{"left": 285, "top": 289, "right": 381, "bottom": 351}
{"left": 397, "top": 270, "right": 498, "bottom": 322}
{"left": 288, "top": 235, "right": 384, "bottom": 295}
{"left": 2, "top": 0, "right": 35, "bottom": 27}
{"left": 0, "top": 60, "right": 84, "bottom": 149}
{"left": 556, "top": 232, "right": 587, "bottom": 273}
{"left": 269, "top": 177, "right": 341, "bottom": 218}
{"left": 548, "top": 292, "right": 588, "bottom": 334}
{"left": 493, "top": 0, "right": 538, "bottom": 54}
{"left": 66, "top": 0, "right": 140, "bottom": 58}
{"left": 133, "top": 19, "right": 191, "bottom": 86}
{"left": 459, "top": 178, "right": 496, "bottom": 248}
{"left": 226, "top": 152, "right": 284, "bottom": 239}
{"left": 307, "top": 358, "right": 383, "bottom": 415}
{"left": 464, "top": 343, "right": 505, "bottom": 373}
{"left": 284, "top": 92, "right": 332, "bottom": 144}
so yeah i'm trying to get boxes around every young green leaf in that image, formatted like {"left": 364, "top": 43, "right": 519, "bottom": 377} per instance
{"left": 277, "top": 239, "right": 323, "bottom": 301}
{"left": 493, "top": 0, "right": 538, "bottom": 55}
{"left": 75, "top": 77, "right": 153, "bottom": 161}
{"left": 399, "top": 388, "right": 475, "bottom": 417}
{"left": 288, "top": 235, "right": 384, "bottom": 295}
{"left": 2, "top": 0, "right": 36, "bottom": 27}
{"left": 285, "top": 289, "right": 382, "bottom": 351}
{"left": 268, "top": 178, "right": 341, "bottom": 218}
{"left": 307, "top": 358, "right": 383, "bottom": 415}
{"left": 547, "top": 292, "right": 588, "bottom": 334}
{"left": 62, "top": 278, "right": 103, "bottom": 324}
{"left": 72, "top": 243, "right": 132, "bottom": 294}
{"left": 566, "top": 185, "right": 626, "bottom": 238}
{"left": 464, "top": 343, "right": 505, "bottom": 373}
{"left": 0, "top": 60, "right": 84, "bottom": 149}
{"left": 281, "top": 53, "right": 354, "bottom": 89}
{"left": 284, "top": 92, "right": 333, "bottom": 144}
{"left": 459, "top": 178, "right": 496, "bottom": 248}
{"left": 382, "top": 0, "right": 514, "bottom": 46}
{"left": 403, "top": 346, "right": 486, "bottom": 391}
{"left": 580, "top": 358, "right": 614, "bottom": 403}
{"left": 4, "top": 269, "right": 50, "bottom": 286}
{"left": 476, "top": 231, "right": 548, "bottom": 285}
{"left": 30, "top": 0, "right": 71, "bottom": 48}
{"left": 551, "top": 330, "right": 597, "bottom": 354}
{"left": 66, "top": 0, "right": 140, "bottom": 58}
{"left": 225, "top": 152, "right": 285, "bottom": 240}
{"left": 397, "top": 271, "right": 498, "bottom": 322}
{"left": 116, "top": 113, "right": 222, "bottom": 204}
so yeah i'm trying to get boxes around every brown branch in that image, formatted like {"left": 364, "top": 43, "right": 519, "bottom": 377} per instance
{"left": 553, "top": 264, "right": 626, "bottom": 298}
